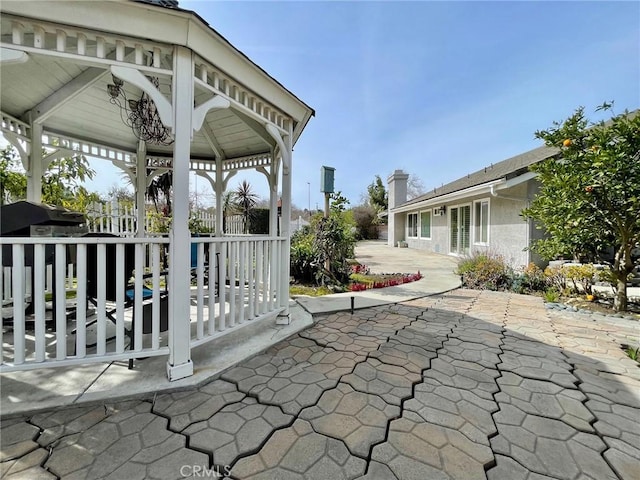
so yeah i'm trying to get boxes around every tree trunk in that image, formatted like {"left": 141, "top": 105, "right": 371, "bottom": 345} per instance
{"left": 613, "top": 242, "right": 632, "bottom": 312}
{"left": 614, "top": 274, "right": 627, "bottom": 312}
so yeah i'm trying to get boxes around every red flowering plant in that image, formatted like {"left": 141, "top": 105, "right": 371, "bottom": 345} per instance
{"left": 349, "top": 283, "right": 368, "bottom": 292}
{"left": 350, "top": 264, "right": 370, "bottom": 275}
{"left": 349, "top": 271, "right": 422, "bottom": 291}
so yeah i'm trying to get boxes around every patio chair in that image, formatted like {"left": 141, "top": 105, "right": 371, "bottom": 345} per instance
{"left": 83, "top": 233, "right": 168, "bottom": 369}
{"left": 191, "top": 239, "right": 220, "bottom": 296}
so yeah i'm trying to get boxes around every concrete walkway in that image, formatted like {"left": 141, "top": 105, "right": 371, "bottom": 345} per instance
{"left": 296, "top": 241, "right": 460, "bottom": 313}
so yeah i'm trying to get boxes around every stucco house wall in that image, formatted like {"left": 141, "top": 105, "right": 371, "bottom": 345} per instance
{"left": 403, "top": 185, "right": 531, "bottom": 267}
{"left": 388, "top": 145, "right": 558, "bottom": 269}
{"left": 484, "top": 184, "right": 530, "bottom": 267}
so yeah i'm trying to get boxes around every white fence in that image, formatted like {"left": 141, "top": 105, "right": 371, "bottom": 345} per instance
{"left": 0, "top": 235, "right": 286, "bottom": 372}
{"left": 86, "top": 199, "right": 217, "bottom": 236}
{"left": 86, "top": 200, "right": 137, "bottom": 236}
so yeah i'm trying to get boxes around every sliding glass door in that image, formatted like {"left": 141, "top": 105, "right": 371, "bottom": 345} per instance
{"left": 450, "top": 205, "right": 470, "bottom": 254}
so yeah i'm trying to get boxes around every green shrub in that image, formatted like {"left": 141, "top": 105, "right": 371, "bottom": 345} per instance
{"left": 544, "top": 263, "right": 598, "bottom": 295}
{"left": 563, "top": 264, "right": 596, "bottom": 295}
{"left": 313, "top": 215, "right": 356, "bottom": 284}
{"left": 597, "top": 267, "right": 633, "bottom": 293}
{"left": 543, "top": 288, "right": 560, "bottom": 303}
{"left": 512, "top": 263, "right": 547, "bottom": 294}
{"left": 456, "top": 252, "right": 512, "bottom": 291}
{"left": 290, "top": 228, "right": 316, "bottom": 283}
{"left": 290, "top": 200, "right": 357, "bottom": 286}
{"left": 248, "top": 208, "right": 269, "bottom": 234}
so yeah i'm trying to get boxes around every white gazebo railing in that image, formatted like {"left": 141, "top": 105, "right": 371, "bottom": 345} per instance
{"left": 0, "top": 234, "right": 285, "bottom": 372}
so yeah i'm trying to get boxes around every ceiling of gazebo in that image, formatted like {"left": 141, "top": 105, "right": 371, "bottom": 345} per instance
{"left": 0, "top": 1, "right": 314, "bottom": 172}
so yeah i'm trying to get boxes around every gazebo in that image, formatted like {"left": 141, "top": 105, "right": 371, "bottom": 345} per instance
{"left": 0, "top": 1, "right": 314, "bottom": 379}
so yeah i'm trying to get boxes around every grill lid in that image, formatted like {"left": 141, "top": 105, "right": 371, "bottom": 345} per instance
{"left": 0, "top": 201, "right": 86, "bottom": 236}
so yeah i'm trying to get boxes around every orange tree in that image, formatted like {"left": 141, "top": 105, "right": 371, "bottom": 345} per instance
{"left": 523, "top": 103, "right": 640, "bottom": 311}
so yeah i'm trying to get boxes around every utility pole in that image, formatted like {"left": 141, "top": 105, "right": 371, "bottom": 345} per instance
{"left": 307, "top": 181, "right": 311, "bottom": 219}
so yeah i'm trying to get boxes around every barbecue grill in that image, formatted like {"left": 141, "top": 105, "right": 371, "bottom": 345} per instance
{"left": 1, "top": 200, "right": 87, "bottom": 266}
{"left": 1, "top": 200, "right": 87, "bottom": 237}
{"left": 1, "top": 201, "right": 88, "bottom": 316}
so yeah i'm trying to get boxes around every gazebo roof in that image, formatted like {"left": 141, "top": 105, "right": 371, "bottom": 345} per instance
{"left": 0, "top": 0, "right": 314, "bottom": 170}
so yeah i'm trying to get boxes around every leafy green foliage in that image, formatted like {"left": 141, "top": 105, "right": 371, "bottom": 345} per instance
{"left": 329, "top": 191, "right": 350, "bottom": 213}
{"left": 42, "top": 155, "right": 95, "bottom": 205}
{"left": 188, "top": 216, "right": 213, "bottom": 234}
{"left": 562, "top": 264, "right": 596, "bottom": 295}
{"left": 61, "top": 188, "right": 101, "bottom": 217}
{"left": 0, "top": 146, "right": 27, "bottom": 204}
{"left": 290, "top": 227, "right": 316, "bottom": 283}
{"left": 523, "top": 103, "right": 640, "bottom": 311}
{"left": 543, "top": 288, "right": 560, "bottom": 303}
{"left": 234, "top": 180, "right": 259, "bottom": 234}
{"left": 313, "top": 214, "right": 356, "bottom": 284}
{"left": 289, "top": 284, "right": 333, "bottom": 297}
{"left": 351, "top": 204, "right": 379, "bottom": 239}
{"left": 249, "top": 208, "right": 269, "bottom": 234}
{"left": 366, "top": 175, "right": 388, "bottom": 213}
{"left": 511, "top": 263, "right": 547, "bottom": 294}
{"left": 626, "top": 346, "right": 639, "bottom": 362}
{"left": 290, "top": 194, "right": 357, "bottom": 286}
{"left": 1, "top": 145, "right": 96, "bottom": 207}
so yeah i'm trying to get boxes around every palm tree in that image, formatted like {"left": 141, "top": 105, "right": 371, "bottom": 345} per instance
{"left": 146, "top": 171, "right": 173, "bottom": 214}
{"left": 233, "top": 180, "right": 259, "bottom": 234}
{"left": 221, "top": 191, "right": 237, "bottom": 234}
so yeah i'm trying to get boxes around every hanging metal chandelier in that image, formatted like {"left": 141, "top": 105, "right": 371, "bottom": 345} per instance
{"left": 107, "top": 74, "right": 174, "bottom": 146}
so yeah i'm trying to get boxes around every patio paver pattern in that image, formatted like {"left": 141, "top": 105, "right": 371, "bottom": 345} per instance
{"left": 1, "top": 289, "right": 639, "bottom": 479}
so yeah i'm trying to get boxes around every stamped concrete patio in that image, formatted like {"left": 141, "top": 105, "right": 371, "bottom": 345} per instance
{"left": 2, "top": 288, "right": 639, "bottom": 479}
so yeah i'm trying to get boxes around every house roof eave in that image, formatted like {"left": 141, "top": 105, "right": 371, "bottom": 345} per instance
{"left": 390, "top": 169, "right": 540, "bottom": 215}
{"left": 390, "top": 179, "right": 506, "bottom": 214}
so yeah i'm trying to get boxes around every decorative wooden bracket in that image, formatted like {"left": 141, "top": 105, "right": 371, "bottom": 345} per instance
{"left": 110, "top": 65, "right": 173, "bottom": 128}
{"left": 193, "top": 96, "right": 230, "bottom": 132}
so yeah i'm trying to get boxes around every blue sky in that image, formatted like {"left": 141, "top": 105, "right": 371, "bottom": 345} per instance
{"left": 92, "top": 0, "right": 639, "bottom": 210}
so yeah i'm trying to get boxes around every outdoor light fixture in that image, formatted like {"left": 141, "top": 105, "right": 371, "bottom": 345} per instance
{"left": 107, "top": 74, "right": 174, "bottom": 146}
{"left": 433, "top": 206, "right": 447, "bottom": 216}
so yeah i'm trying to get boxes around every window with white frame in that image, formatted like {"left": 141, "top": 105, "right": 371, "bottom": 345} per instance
{"left": 407, "top": 213, "right": 418, "bottom": 237}
{"left": 420, "top": 210, "right": 431, "bottom": 239}
{"left": 474, "top": 199, "right": 489, "bottom": 244}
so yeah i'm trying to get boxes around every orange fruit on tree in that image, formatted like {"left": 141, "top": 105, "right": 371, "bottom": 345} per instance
{"left": 563, "top": 139, "right": 572, "bottom": 147}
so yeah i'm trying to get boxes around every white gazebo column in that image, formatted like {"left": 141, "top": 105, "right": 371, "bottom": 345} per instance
{"left": 279, "top": 149, "right": 292, "bottom": 321}
{"left": 26, "top": 120, "right": 42, "bottom": 202}
{"left": 166, "top": 46, "right": 194, "bottom": 380}
{"left": 135, "top": 141, "right": 146, "bottom": 237}
{"left": 266, "top": 125, "right": 293, "bottom": 323}
{"left": 215, "top": 157, "right": 224, "bottom": 236}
